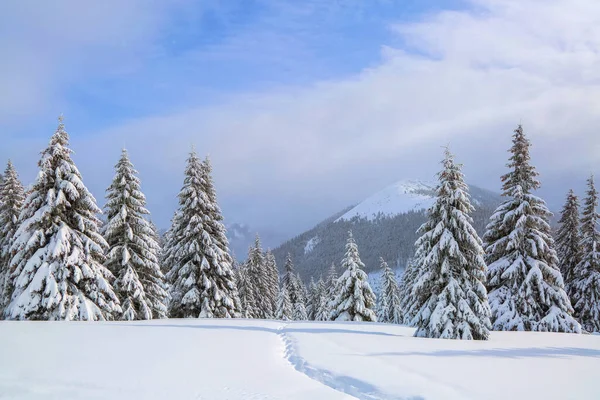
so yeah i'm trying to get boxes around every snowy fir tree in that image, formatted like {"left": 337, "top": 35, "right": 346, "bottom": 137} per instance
{"left": 275, "top": 285, "right": 293, "bottom": 321}
{"left": 484, "top": 125, "right": 579, "bottom": 333}
{"left": 329, "top": 231, "right": 376, "bottom": 322}
{"left": 282, "top": 254, "right": 307, "bottom": 320}
{"left": 314, "top": 278, "right": 330, "bottom": 321}
{"left": 0, "top": 161, "right": 25, "bottom": 312}
{"left": 571, "top": 176, "right": 600, "bottom": 332}
{"left": 264, "top": 249, "right": 280, "bottom": 319}
{"left": 244, "top": 235, "right": 274, "bottom": 319}
{"left": 398, "top": 258, "right": 419, "bottom": 325}
{"left": 103, "top": 149, "right": 168, "bottom": 320}
{"left": 555, "top": 189, "right": 582, "bottom": 297}
{"left": 324, "top": 262, "right": 339, "bottom": 319}
{"left": 410, "top": 149, "right": 491, "bottom": 340}
{"left": 165, "top": 150, "right": 240, "bottom": 318}
{"left": 376, "top": 257, "right": 403, "bottom": 324}
{"left": 307, "top": 277, "right": 318, "bottom": 320}
{"left": 3, "top": 117, "right": 121, "bottom": 321}
{"left": 236, "top": 264, "right": 257, "bottom": 318}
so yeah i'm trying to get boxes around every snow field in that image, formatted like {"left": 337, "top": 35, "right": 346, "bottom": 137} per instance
{"left": 2, "top": 319, "right": 599, "bottom": 400}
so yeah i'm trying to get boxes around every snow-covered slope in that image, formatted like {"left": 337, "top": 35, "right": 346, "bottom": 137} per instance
{"left": 336, "top": 179, "right": 437, "bottom": 222}
{"left": 1, "top": 320, "right": 598, "bottom": 400}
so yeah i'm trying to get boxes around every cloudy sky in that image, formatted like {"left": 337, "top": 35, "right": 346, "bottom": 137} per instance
{"left": 1, "top": 0, "right": 599, "bottom": 242}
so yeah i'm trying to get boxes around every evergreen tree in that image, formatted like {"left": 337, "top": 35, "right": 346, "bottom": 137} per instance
{"left": 555, "top": 189, "right": 582, "bottom": 297}
{"left": 103, "top": 149, "right": 168, "bottom": 320}
{"left": 236, "top": 264, "right": 256, "bottom": 318}
{"left": 330, "top": 231, "right": 376, "bottom": 322}
{"left": 307, "top": 277, "right": 318, "bottom": 320}
{"left": 484, "top": 125, "right": 579, "bottom": 333}
{"left": 264, "top": 250, "right": 279, "bottom": 319}
{"left": 0, "top": 161, "right": 25, "bottom": 312}
{"left": 398, "top": 258, "right": 419, "bottom": 325}
{"left": 376, "top": 257, "right": 403, "bottom": 324}
{"left": 275, "top": 285, "right": 293, "bottom": 321}
{"left": 571, "top": 176, "right": 600, "bottom": 332}
{"left": 3, "top": 117, "right": 120, "bottom": 321}
{"left": 411, "top": 149, "right": 491, "bottom": 340}
{"left": 314, "top": 278, "right": 330, "bottom": 321}
{"left": 165, "top": 150, "right": 240, "bottom": 318}
{"left": 325, "top": 262, "right": 339, "bottom": 319}
{"left": 244, "top": 235, "right": 273, "bottom": 318}
{"left": 282, "top": 254, "right": 307, "bottom": 320}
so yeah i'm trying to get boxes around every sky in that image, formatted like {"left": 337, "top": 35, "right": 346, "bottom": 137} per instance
{"left": 1, "top": 0, "right": 600, "bottom": 243}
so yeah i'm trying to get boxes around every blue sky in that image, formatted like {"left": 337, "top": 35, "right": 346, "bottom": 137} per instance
{"left": 1, "top": 0, "right": 599, "bottom": 244}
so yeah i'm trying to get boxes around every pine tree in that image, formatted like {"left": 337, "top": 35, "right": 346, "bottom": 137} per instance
{"left": 275, "top": 285, "right": 293, "bottom": 321}
{"left": 264, "top": 249, "right": 280, "bottom": 319}
{"left": 411, "top": 149, "right": 491, "bottom": 340}
{"left": 282, "top": 254, "right": 307, "bottom": 320}
{"left": 236, "top": 264, "right": 256, "bottom": 318}
{"left": 324, "top": 262, "right": 339, "bottom": 320}
{"left": 571, "top": 176, "right": 600, "bottom": 332}
{"left": 307, "top": 277, "right": 318, "bottom": 320}
{"left": 376, "top": 257, "right": 403, "bottom": 324}
{"left": 330, "top": 231, "right": 376, "bottom": 322}
{"left": 244, "top": 235, "right": 273, "bottom": 318}
{"left": 314, "top": 278, "right": 330, "bottom": 321}
{"left": 0, "top": 161, "right": 25, "bottom": 313}
{"left": 165, "top": 150, "right": 240, "bottom": 318}
{"left": 555, "top": 189, "right": 582, "bottom": 297}
{"left": 484, "top": 125, "right": 580, "bottom": 333}
{"left": 3, "top": 117, "right": 120, "bottom": 321}
{"left": 103, "top": 149, "right": 168, "bottom": 320}
{"left": 398, "top": 258, "right": 419, "bottom": 325}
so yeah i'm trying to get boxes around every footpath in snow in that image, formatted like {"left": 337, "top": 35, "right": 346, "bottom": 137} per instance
{"left": 1, "top": 319, "right": 599, "bottom": 400}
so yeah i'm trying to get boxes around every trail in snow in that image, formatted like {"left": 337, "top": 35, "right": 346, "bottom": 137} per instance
{"left": 277, "top": 324, "right": 420, "bottom": 400}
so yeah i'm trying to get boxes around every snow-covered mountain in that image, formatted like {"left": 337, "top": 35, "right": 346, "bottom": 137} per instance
{"left": 273, "top": 179, "right": 503, "bottom": 280}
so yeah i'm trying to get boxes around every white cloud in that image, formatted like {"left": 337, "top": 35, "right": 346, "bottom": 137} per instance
{"left": 3, "top": 0, "right": 600, "bottom": 234}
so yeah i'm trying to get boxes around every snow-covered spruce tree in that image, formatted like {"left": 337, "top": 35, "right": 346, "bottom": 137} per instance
{"left": 275, "top": 285, "right": 293, "bottom": 321}
{"left": 411, "top": 149, "right": 491, "bottom": 340}
{"left": 264, "top": 249, "right": 280, "bottom": 319}
{"left": 4, "top": 117, "right": 121, "bottom": 321}
{"left": 0, "top": 161, "right": 25, "bottom": 312}
{"left": 398, "top": 258, "right": 418, "bottom": 325}
{"left": 103, "top": 149, "right": 168, "bottom": 320}
{"left": 165, "top": 150, "right": 240, "bottom": 318}
{"left": 307, "top": 277, "right": 318, "bottom": 320}
{"left": 376, "top": 257, "right": 403, "bottom": 324}
{"left": 244, "top": 235, "right": 274, "bottom": 319}
{"left": 330, "top": 231, "right": 376, "bottom": 322}
{"left": 324, "top": 262, "right": 339, "bottom": 320}
{"left": 571, "top": 176, "right": 600, "bottom": 332}
{"left": 555, "top": 189, "right": 582, "bottom": 297}
{"left": 314, "top": 278, "right": 330, "bottom": 321}
{"left": 236, "top": 264, "right": 256, "bottom": 318}
{"left": 484, "top": 125, "right": 579, "bottom": 333}
{"left": 281, "top": 254, "right": 307, "bottom": 320}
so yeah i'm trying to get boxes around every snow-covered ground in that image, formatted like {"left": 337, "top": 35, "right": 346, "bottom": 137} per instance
{"left": 1, "top": 319, "right": 599, "bottom": 400}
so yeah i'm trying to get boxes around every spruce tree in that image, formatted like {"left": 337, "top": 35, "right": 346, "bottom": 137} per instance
{"left": 244, "top": 235, "right": 273, "bottom": 318}
{"left": 103, "top": 149, "right": 168, "bottom": 320}
{"left": 555, "top": 189, "right": 582, "bottom": 297}
{"left": 275, "top": 285, "right": 293, "bottom": 321}
{"left": 307, "top": 277, "right": 318, "bottom": 320}
{"left": 165, "top": 150, "right": 240, "bottom": 318}
{"left": 411, "top": 149, "right": 491, "bottom": 340}
{"left": 3, "top": 117, "right": 120, "bottom": 321}
{"left": 314, "top": 278, "right": 330, "bottom": 321}
{"left": 330, "top": 231, "right": 376, "bottom": 322}
{"left": 398, "top": 258, "right": 419, "bottom": 325}
{"left": 376, "top": 257, "right": 403, "bottom": 324}
{"left": 282, "top": 254, "right": 307, "bottom": 320}
{"left": 571, "top": 176, "right": 600, "bottom": 332}
{"left": 484, "top": 125, "right": 579, "bottom": 333}
{"left": 264, "top": 249, "right": 280, "bottom": 319}
{"left": 0, "top": 161, "right": 25, "bottom": 312}
{"left": 324, "top": 262, "right": 339, "bottom": 319}
{"left": 236, "top": 264, "right": 256, "bottom": 318}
